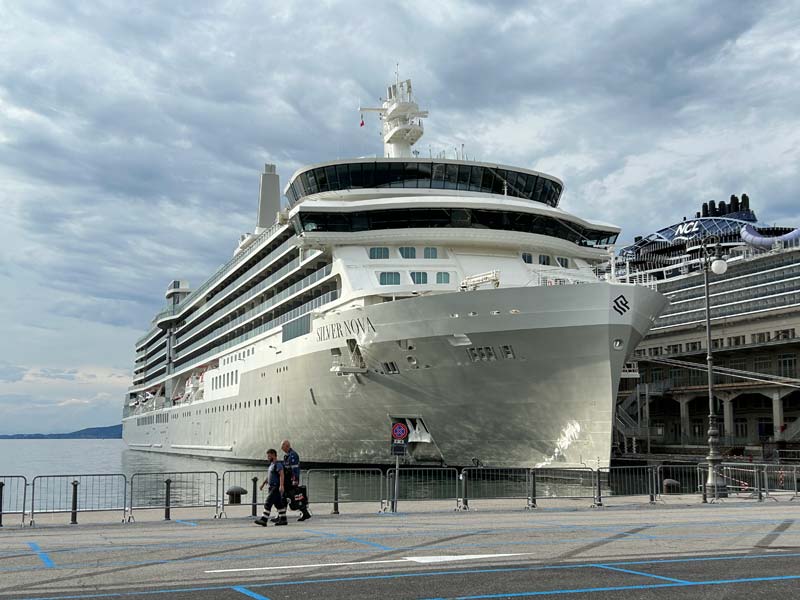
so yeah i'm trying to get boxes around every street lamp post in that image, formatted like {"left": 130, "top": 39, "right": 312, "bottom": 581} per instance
{"left": 701, "top": 237, "right": 729, "bottom": 500}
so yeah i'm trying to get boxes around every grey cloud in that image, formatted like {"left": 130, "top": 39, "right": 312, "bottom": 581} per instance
{"left": 0, "top": 363, "right": 26, "bottom": 383}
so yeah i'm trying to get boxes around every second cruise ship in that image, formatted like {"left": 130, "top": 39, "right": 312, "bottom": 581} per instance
{"left": 123, "top": 78, "right": 667, "bottom": 468}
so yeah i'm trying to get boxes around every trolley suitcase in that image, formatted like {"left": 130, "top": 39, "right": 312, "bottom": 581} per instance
{"left": 289, "top": 485, "right": 308, "bottom": 511}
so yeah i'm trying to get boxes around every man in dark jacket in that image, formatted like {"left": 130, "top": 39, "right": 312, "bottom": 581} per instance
{"left": 254, "top": 448, "right": 287, "bottom": 526}
{"left": 281, "top": 439, "right": 312, "bottom": 521}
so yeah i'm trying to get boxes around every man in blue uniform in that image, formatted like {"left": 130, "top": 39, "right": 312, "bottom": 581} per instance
{"left": 254, "top": 448, "right": 287, "bottom": 526}
{"left": 281, "top": 439, "right": 312, "bottom": 521}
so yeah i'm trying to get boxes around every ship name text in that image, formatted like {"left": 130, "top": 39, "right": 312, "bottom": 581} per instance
{"left": 316, "top": 316, "right": 376, "bottom": 342}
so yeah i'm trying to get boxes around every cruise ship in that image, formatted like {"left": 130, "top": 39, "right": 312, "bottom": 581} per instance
{"left": 614, "top": 196, "right": 800, "bottom": 453}
{"left": 123, "top": 78, "right": 667, "bottom": 468}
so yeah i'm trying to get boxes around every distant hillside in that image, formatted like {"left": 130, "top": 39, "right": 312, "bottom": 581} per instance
{"left": 0, "top": 424, "right": 122, "bottom": 440}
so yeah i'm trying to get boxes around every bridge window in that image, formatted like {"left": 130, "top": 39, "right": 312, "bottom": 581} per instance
{"left": 539, "top": 255, "right": 551, "bottom": 266}
{"left": 410, "top": 271, "right": 427, "bottom": 284}
{"left": 424, "top": 247, "right": 438, "bottom": 259}
{"left": 556, "top": 257, "right": 569, "bottom": 268}
{"left": 399, "top": 247, "right": 416, "bottom": 259}
{"left": 379, "top": 272, "right": 401, "bottom": 285}
{"left": 522, "top": 253, "right": 533, "bottom": 264}
{"left": 369, "top": 247, "right": 389, "bottom": 259}
{"left": 436, "top": 272, "right": 450, "bottom": 284}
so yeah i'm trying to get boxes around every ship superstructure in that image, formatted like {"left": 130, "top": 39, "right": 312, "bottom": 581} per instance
{"left": 615, "top": 197, "right": 800, "bottom": 450}
{"left": 123, "top": 78, "right": 666, "bottom": 468}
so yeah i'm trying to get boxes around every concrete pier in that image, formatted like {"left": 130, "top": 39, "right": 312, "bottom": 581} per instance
{"left": 2, "top": 498, "right": 800, "bottom": 599}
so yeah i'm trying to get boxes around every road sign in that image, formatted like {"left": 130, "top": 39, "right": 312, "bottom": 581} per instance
{"left": 392, "top": 422, "right": 409, "bottom": 440}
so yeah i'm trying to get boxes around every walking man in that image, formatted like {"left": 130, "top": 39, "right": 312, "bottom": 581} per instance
{"left": 254, "top": 448, "right": 287, "bottom": 526}
{"left": 281, "top": 439, "right": 312, "bottom": 521}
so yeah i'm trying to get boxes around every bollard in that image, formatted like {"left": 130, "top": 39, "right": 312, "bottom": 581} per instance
{"left": 0, "top": 481, "right": 4, "bottom": 527}
{"left": 331, "top": 473, "right": 340, "bottom": 515}
{"left": 756, "top": 469, "right": 763, "bottom": 502}
{"left": 164, "top": 478, "right": 172, "bottom": 521}
{"left": 594, "top": 470, "right": 603, "bottom": 507}
{"left": 702, "top": 479, "right": 708, "bottom": 504}
{"left": 461, "top": 472, "right": 469, "bottom": 511}
{"left": 70, "top": 480, "right": 79, "bottom": 525}
{"left": 251, "top": 477, "right": 259, "bottom": 517}
{"left": 648, "top": 467, "right": 655, "bottom": 504}
{"left": 528, "top": 470, "right": 537, "bottom": 509}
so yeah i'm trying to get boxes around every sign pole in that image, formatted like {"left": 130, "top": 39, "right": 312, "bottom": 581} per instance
{"left": 393, "top": 454, "right": 400, "bottom": 513}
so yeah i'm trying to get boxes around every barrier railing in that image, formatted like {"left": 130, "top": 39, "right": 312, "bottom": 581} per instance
{"left": 0, "top": 476, "right": 28, "bottom": 526}
{"left": 601, "top": 466, "right": 656, "bottom": 502}
{"left": 306, "top": 469, "right": 384, "bottom": 513}
{"left": 532, "top": 468, "right": 596, "bottom": 501}
{"left": 760, "top": 465, "right": 797, "bottom": 499}
{"left": 30, "top": 474, "right": 127, "bottom": 526}
{"left": 460, "top": 467, "right": 532, "bottom": 510}
{"left": 129, "top": 471, "right": 219, "bottom": 521}
{"left": 656, "top": 464, "right": 703, "bottom": 497}
{"left": 219, "top": 470, "right": 264, "bottom": 518}
{"left": 385, "top": 467, "right": 459, "bottom": 510}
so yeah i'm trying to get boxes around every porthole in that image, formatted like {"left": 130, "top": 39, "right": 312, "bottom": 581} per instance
{"left": 612, "top": 339, "right": 624, "bottom": 350}
{"left": 509, "top": 309, "right": 520, "bottom": 314}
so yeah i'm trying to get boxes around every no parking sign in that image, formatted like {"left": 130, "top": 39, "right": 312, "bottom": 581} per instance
{"left": 391, "top": 419, "right": 409, "bottom": 456}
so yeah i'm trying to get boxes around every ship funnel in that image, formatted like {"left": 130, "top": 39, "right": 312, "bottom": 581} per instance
{"left": 257, "top": 164, "right": 280, "bottom": 232}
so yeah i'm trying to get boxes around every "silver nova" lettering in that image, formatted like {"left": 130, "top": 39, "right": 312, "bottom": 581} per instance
{"left": 316, "top": 316, "right": 377, "bottom": 342}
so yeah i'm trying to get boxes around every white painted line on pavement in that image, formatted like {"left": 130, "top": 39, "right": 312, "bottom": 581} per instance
{"left": 205, "top": 553, "right": 529, "bottom": 573}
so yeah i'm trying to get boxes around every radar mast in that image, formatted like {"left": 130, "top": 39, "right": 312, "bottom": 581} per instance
{"left": 360, "top": 73, "right": 428, "bottom": 158}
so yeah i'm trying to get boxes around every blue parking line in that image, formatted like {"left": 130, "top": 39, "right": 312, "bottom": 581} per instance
{"left": 591, "top": 564, "right": 689, "bottom": 583}
{"left": 231, "top": 586, "right": 271, "bottom": 600}
{"left": 305, "top": 528, "right": 393, "bottom": 550}
{"left": 423, "top": 574, "right": 800, "bottom": 599}
{"left": 27, "top": 542, "right": 54, "bottom": 568}
{"left": 174, "top": 520, "right": 197, "bottom": 526}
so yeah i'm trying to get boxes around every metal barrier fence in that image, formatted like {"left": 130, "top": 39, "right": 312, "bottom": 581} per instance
{"left": 656, "top": 464, "right": 703, "bottom": 496}
{"left": 30, "top": 474, "right": 127, "bottom": 525}
{"left": 219, "top": 470, "right": 264, "bottom": 517}
{"left": 532, "top": 468, "right": 596, "bottom": 500}
{"left": 0, "top": 476, "right": 28, "bottom": 526}
{"left": 306, "top": 469, "right": 384, "bottom": 513}
{"left": 386, "top": 467, "right": 459, "bottom": 510}
{"left": 762, "top": 465, "right": 799, "bottom": 499}
{"left": 460, "top": 467, "right": 532, "bottom": 509}
{"left": 601, "top": 466, "right": 656, "bottom": 501}
{"left": 129, "top": 471, "right": 219, "bottom": 520}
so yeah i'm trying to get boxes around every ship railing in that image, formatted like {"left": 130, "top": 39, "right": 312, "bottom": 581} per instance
{"left": 29, "top": 474, "right": 127, "bottom": 526}
{"left": 0, "top": 476, "right": 28, "bottom": 526}
{"left": 128, "top": 471, "right": 219, "bottom": 522}
{"left": 777, "top": 449, "right": 800, "bottom": 463}
{"left": 174, "top": 290, "right": 339, "bottom": 368}
{"left": 175, "top": 264, "right": 333, "bottom": 354}
{"left": 175, "top": 257, "right": 301, "bottom": 343}
{"left": 305, "top": 469, "right": 384, "bottom": 512}
{"left": 154, "top": 231, "right": 294, "bottom": 325}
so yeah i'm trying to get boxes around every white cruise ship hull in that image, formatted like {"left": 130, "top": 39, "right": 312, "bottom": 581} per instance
{"left": 123, "top": 282, "right": 666, "bottom": 468}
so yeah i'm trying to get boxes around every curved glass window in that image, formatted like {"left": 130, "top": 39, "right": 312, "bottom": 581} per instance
{"left": 287, "top": 161, "right": 563, "bottom": 207}
{"left": 379, "top": 272, "right": 400, "bottom": 285}
{"left": 295, "top": 208, "right": 617, "bottom": 247}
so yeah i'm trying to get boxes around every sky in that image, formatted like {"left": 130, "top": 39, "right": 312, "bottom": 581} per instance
{"left": 1, "top": 1, "right": 799, "bottom": 433}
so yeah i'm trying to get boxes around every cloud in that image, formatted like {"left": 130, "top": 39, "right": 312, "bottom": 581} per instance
{"left": 0, "top": 363, "right": 26, "bottom": 383}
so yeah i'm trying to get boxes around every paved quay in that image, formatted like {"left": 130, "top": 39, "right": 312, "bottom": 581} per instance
{"left": 2, "top": 498, "right": 800, "bottom": 599}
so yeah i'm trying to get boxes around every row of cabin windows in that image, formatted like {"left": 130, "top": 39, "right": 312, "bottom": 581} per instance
{"left": 223, "top": 347, "right": 254, "bottom": 366}
{"left": 636, "top": 328, "right": 799, "bottom": 358}
{"left": 369, "top": 246, "right": 440, "bottom": 260}
{"left": 522, "top": 253, "right": 570, "bottom": 268}
{"left": 379, "top": 272, "right": 451, "bottom": 285}
{"left": 212, "top": 370, "right": 238, "bottom": 390}
{"left": 204, "top": 396, "right": 281, "bottom": 414}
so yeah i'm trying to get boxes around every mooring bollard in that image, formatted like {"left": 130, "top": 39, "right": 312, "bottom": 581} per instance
{"left": 461, "top": 473, "right": 469, "bottom": 511}
{"left": 70, "top": 480, "right": 79, "bottom": 525}
{"left": 164, "top": 478, "right": 172, "bottom": 521}
{"left": 251, "top": 477, "right": 259, "bottom": 517}
{"left": 528, "top": 471, "right": 537, "bottom": 509}
{"left": 0, "top": 481, "right": 4, "bottom": 527}
{"left": 331, "top": 473, "right": 340, "bottom": 515}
